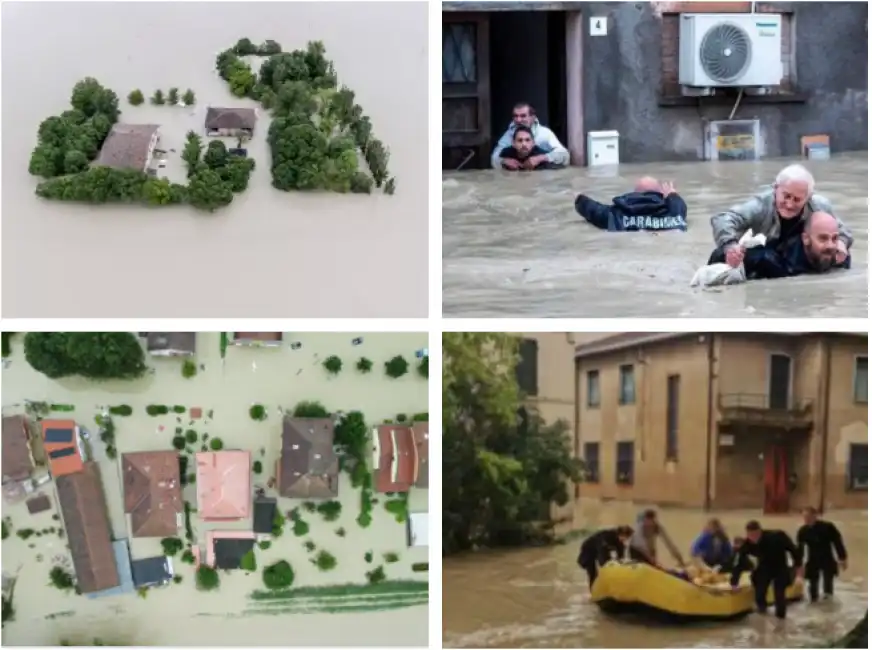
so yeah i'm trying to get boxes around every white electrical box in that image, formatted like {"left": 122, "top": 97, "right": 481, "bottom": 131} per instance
{"left": 587, "top": 130, "right": 620, "bottom": 167}
{"left": 679, "top": 13, "right": 783, "bottom": 87}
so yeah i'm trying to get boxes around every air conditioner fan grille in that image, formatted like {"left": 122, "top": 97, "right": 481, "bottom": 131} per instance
{"left": 699, "top": 23, "right": 752, "bottom": 83}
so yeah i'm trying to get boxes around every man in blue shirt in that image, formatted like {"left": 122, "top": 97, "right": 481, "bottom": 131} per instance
{"left": 690, "top": 518, "right": 733, "bottom": 568}
{"left": 491, "top": 102, "right": 570, "bottom": 170}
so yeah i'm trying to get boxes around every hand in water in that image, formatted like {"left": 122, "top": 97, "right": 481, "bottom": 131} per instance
{"left": 502, "top": 159, "right": 521, "bottom": 170}
{"left": 725, "top": 244, "right": 746, "bottom": 268}
{"left": 835, "top": 239, "right": 848, "bottom": 264}
{"left": 660, "top": 181, "right": 676, "bottom": 196}
{"left": 839, "top": 560, "right": 848, "bottom": 571}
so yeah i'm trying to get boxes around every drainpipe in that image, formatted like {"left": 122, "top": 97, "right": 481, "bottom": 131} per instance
{"left": 704, "top": 334, "right": 715, "bottom": 511}
{"left": 817, "top": 338, "right": 832, "bottom": 514}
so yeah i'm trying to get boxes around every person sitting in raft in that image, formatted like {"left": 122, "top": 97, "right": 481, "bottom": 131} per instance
{"left": 577, "top": 525, "right": 634, "bottom": 591}
{"left": 690, "top": 518, "right": 733, "bottom": 569}
{"left": 491, "top": 102, "right": 570, "bottom": 170}
{"left": 574, "top": 177, "right": 688, "bottom": 232}
{"left": 627, "top": 509, "right": 686, "bottom": 569}
{"left": 709, "top": 163, "right": 852, "bottom": 269}
{"left": 497, "top": 126, "right": 557, "bottom": 171}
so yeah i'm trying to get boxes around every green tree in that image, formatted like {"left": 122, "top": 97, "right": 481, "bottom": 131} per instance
{"left": 160, "top": 537, "right": 183, "bottom": 556}
{"left": 128, "top": 89, "right": 144, "bottom": 106}
{"left": 181, "top": 359, "right": 197, "bottom": 378}
{"left": 442, "top": 333, "right": 583, "bottom": 555}
{"left": 240, "top": 549, "right": 257, "bottom": 571}
{"left": 151, "top": 89, "right": 165, "bottom": 105}
{"left": 167, "top": 88, "right": 179, "bottom": 105}
{"left": 182, "top": 89, "right": 196, "bottom": 105}
{"left": 49, "top": 566, "right": 74, "bottom": 590}
{"left": 203, "top": 140, "right": 229, "bottom": 169}
{"left": 181, "top": 130, "right": 203, "bottom": 176}
{"left": 195, "top": 565, "right": 219, "bottom": 591}
{"left": 187, "top": 168, "right": 233, "bottom": 212}
{"left": 234, "top": 37, "right": 257, "bottom": 55}
{"left": 312, "top": 550, "right": 337, "bottom": 571}
{"left": 24, "top": 332, "right": 147, "bottom": 380}
{"left": 63, "top": 150, "right": 89, "bottom": 175}
{"left": 262, "top": 560, "right": 294, "bottom": 589}
{"left": 218, "top": 156, "right": 256, "bottom": 193}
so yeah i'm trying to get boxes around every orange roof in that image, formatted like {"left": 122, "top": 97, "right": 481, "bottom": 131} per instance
{"left": 196, "top": 451, "right": 251, "bottom": 520}
{"left": 42, "top": 420, "right": 83, "bottom": 477}
{"left": 375, "top": 425, "right": 417, "bottom": 493}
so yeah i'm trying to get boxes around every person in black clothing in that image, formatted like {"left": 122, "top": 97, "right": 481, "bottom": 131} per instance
{"left": 797, "top": 506, "right": 848, "bottom": 602}
{"left": 730, "top": 520, "right": 803, "bottom": 619}
{"left": 497, "top": 126, "right": 552, "bottom": 171}
{"left": 723, "top": 536, "right": 755, "bottom": 574}
{"left": 577, "top": 525, "right": 634, "bottom": 591}
{"left": 575, "top": 177, "right": 688, "bottom": 232}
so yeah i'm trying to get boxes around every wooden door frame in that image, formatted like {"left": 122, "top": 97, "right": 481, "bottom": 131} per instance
{"left": 442, "top": 12, "right": 491, "bottom": 150}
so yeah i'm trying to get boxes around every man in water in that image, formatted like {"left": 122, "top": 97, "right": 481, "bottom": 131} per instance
{"left": 797, "top": 506, "right": 848, "bottom": 602}
{"left": 690, "top": 518, "right": 733, "bottom": 569}
{"left": 575, "top": 177, "right": 688, "bottom": 232}
{"left": 491, "top": 102, "right": 570, "bottom": 170}
{"left": 730, "top": 520, "right": 803, "bottom": 620}
{"left": 577, "top": 525, "right": 634, "bottom": 590}
{"left": 710, "top": 163, "right": 852, "bottom": 268}
{"left": 496, "top": 126, "right": 554, "bottom": 171}
{"left": 628, "top": 509, "right": 686, "bottom": 568}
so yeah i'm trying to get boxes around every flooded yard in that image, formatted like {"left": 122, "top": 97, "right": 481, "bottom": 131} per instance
{"left": 443, "top": 153, "right": 868, "bottom": 317}
{"left": 1, "top": 332, "right": 429, "bottom": 646}
{"left": 442, "top": 503, "right": 868, "bottom": 649}
{"left": 1, "top": 1, "right": 428, "bottom": 318}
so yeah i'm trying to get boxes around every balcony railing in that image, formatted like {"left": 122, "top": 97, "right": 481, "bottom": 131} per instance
{"left": 719, "top": 393, "right": 814, "bottom": 429}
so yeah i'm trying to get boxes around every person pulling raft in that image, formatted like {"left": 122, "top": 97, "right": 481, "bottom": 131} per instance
{"left": 577, "top": 525, "right": 634, "bottom": 591}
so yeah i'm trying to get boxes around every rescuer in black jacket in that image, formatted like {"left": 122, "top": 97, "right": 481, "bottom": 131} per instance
{"left": 797, "top": 506, "right": 848, "bottom": 602}
{"left": 577, "top": 526, "right": 634, "bottom": 591}
{"left": 575, "top": 177, "right": 688, "bottom": 232}
{"left": 730, "top": 520, "right": 804, "bottom": 619}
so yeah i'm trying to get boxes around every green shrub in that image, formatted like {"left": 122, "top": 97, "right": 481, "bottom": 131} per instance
{"left": 182, "top": 360, "right": 197, "bottom": 378}
{"left": 240, "top": 549, "right": 257, "bottom": 571}
{"left": 167, "top": 88, "right": 180, "bottom": 105}
{"left": 412, "top": 412, "right": 428, "bottom": 422}
{"left": 262, "top": 560, "right": 294, "bottom": 590}
{"left": 253, "top": 460, "right": 263, "bottom": 474}
{"left": 293, "top": 519, "right": 309, "bottom": 537}
{"left": 417, "top": 355, "right": 428, "bottom": 378}
{"left": 172, "top": 575, "right": 183, "bottom": 584}
{"left": 304, "top": 540, "right": 316, "bottom": 552}
{"left": 16, "top": 529, "right": 34, "bottom": 540}
{"left": 1, "top": 333, "right": 14, "bottom": 358}
{"left": 151, "top": 89, "right": 166, "bottom": 105}
{"left": 1, "top": 520, "right": 9, "bottom": 540}
{"left": 195, "top": 565, "right": 219, "bottom": 591}
{"left": 249, "top": 404, "right": 266, "bottom": 421}
{"left": 312, "top": 550, "right": 337, "bottom": 571}
{"left": 108, "top": 405, "right": 133, "bottom": 416}
{"left": 272, "top": 512, "right": 285, "bottom": 537}
{"left": 383, "top": 552, "right": 399, "bottom": 563}
{"left": 161, "top": 537, "right": 183, "bottom": 557}
{"left": 364, "top": 550, "right": 373, "bottom": 563}
{"left": 384, "top": 355, "right": 409, "bottom": 378}
{"left": 384, "top": 497, "right": 408, "bottom": 523}
{"left": 396, "top": 413, "right": 408, "bottom": 423}
{"left": 182, "top": 89, "right": 196, "bottom": 105}
{"left": 172, "top": 436, "right": 186, "bottom": 450}
{"left": 49, "top": 566, "right": 75, "bottom": 590}
{"left": 181, "top": 550, "right": 195, "bottom": 564}
{"left": 411, "top": 562, "right": 429, "bottom": 572}
{"left": 316, "top": 500, "right": 342, "bottom": 522}
{"left": 210, "top": 438, "right": 224, "bottom": 451}
{"left": 183, "top": 501, "right": 194, "bottom": 541}
{"left": 322, "top": 355, "right": 342, "bottom": 375}
{"left": 366, "top": 565, "right": 386, "bottom": 584}
{"left": 335, "top": 527, "right": 346, "bottom": 537}
{"left": 185, "top": 429, "right": 198, "bottom": 444}
{"left": 302, "top": 502, "right": 317, "bottom": 513}
{"left": 292, "top": 401, "right": 329, "bottom": 418}
{"left": 146, "top": 404, "right": 169, "bottom": 416}
{"left": 356, "top": 357, "right": 372, "bottom": 373}
{"left": 258, "top": 540, "right": 271, "bottom": 550}
{"left": 172, "top": 405, "right": 186, "bottom": 414}
{"left": 127, "top": 89, "right": 144, "bottom": 106}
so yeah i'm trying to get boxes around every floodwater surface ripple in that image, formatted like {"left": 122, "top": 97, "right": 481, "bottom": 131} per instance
{"left": 1, "top": 1, "right": 428, "bottom": 318}
{"left": 442, "top": 154, "right": 868, "bottom": 317}
{"left": 442, "top": 508, "right": 868, "bottom": 649}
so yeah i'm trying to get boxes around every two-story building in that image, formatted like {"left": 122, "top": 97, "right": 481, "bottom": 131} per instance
{"left": 575, "top": 332, "right": 867, "bottom": 513}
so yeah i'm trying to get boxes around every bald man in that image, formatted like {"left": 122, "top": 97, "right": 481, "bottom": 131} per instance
{"left": 574, "top": 177, "right": 688, "bottom": 232}
{"left": 722, "top": 211, "right": 850, "bottom": 281}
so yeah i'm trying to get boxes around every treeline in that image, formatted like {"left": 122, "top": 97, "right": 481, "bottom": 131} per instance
{"left": 442, "top": 333, "right": 583, "bottom": 556}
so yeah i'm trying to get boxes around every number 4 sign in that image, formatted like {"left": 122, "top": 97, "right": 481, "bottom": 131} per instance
{"left": 590, "top": 16, "right": 608, "bottom": 36}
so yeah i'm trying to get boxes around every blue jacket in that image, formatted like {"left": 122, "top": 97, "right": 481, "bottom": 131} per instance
{"left": 743, "top": 236, "right": 852, "bottom": 279}
{"left": 691, "top": 531, "right": 733, "bottom": 567}
{"left": 575, "top": 191, "right": 688, "bottom": 232}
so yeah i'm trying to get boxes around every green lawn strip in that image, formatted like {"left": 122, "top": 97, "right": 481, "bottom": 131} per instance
{"left": 248, "top": 580, "right": 427, "bottom": 600}
{"left": 253, "top": 592, "right": 426, "bottom": 606}
{"left": 246, "top": 597, "right": 428, "bottom": 616}
{"left": 49, "top": 404, "right": 75, "bottom": 412}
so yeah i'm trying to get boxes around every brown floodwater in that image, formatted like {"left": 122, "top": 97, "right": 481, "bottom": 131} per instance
{"left": 442, "top": 504, "right": 868, "bottom": 648}
{"left": 442, "top": 153, "right": 868, "bottom": 317}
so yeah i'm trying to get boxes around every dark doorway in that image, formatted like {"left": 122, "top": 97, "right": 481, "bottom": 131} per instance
{"left": 764, "top": 443, "right": 790, "bottom": 514}
{"left": 769, "top": 354, "right": 792, "bottom": 409}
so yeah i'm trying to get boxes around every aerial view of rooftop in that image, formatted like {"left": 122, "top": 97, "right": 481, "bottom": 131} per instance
{"left": 1, "top": 1, "right": 428, "bottom": 318}
{"left": 1, "top": 332, "right": 430, "bottom": 646}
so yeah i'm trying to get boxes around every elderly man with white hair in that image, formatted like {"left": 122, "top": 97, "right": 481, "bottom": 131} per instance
{"left": 709, "top": 164, "right": 853, "bottom": 268}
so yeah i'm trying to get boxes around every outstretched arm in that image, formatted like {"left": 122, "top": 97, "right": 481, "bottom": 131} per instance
{"left": 575, "top": 195, "right": 613, "bottom": 230}
{"left": 711, "top": 195, "right": 769, "bottom": 249}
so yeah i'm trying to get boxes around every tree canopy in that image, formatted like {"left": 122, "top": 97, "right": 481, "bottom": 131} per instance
{"left": 23, "top": 332, "right": 147, "bottom": 380}
{"left": 442, "top": 333, "right": 583, "bottom": 555}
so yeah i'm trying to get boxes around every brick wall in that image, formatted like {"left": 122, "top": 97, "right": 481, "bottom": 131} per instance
{"left": 657, "top": 1, "right": 795, "bottom": 96}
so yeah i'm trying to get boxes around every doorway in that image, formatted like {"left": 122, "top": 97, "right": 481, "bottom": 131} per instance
{"left": 763, "top": 443, "right": 790, "bottom": 513}
{"left": 768, "top": 354, "right": 792, "bottom": 409}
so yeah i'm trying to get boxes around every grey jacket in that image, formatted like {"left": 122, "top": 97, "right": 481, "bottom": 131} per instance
{"left": 628, "top": 512, "right": 683, "bottom": 565}
{"left": 710, "top": 188, "right": 852, "bottom": 250}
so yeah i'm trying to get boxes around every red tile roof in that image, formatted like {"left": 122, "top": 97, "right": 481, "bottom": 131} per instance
{"left": 375, "top": 425, "right": 417, "bottom": 493}
{"left": 122, "top": 451, "right": 183, "bottom": 537}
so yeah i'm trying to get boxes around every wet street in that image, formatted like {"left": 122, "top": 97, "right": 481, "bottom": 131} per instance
{"left": 442, "top": 154, "right": 868, "bottom": 317}
{"left": 442, "top": 506, "right": 868, "bottom": 648}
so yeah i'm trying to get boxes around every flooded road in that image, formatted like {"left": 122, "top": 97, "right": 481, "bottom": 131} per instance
{"left": 442, "top": 504, "right": 868, "bottom": 648}
{"left": 1, "top": 1, "right": 428, "bottom": 318}
{"left": 442, "top": 154, "right": 868, "bottom": 318}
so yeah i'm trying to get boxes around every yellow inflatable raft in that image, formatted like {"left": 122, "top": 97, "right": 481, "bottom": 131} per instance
{"left": 591, "top": 561, "right": 803, "bottom": 621}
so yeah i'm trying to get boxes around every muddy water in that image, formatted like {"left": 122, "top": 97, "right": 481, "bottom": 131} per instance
{"left": 1, "top": 1, "right": 428, "bottom": 318}
{"left": 442, "top": 154, "right": 868, "bottom": 317}
{"left": 442, "top": 504, "right": 868, "bottom": 648}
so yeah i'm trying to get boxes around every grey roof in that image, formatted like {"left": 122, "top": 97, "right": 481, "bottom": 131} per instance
{"left": 253, "top": 496, "right": 277, "bottom": 534}
{"left": 213, "top": 538, "right": 255, "bottom": 570}
{"left": 205, "top": 107, "right": 257, "bottom": 131}
{"left": 145, "top": 332, "right": 196, "bottom": 354}
{"left": 95, "top": 124, "right": 159, "bottom": 171}
{"left": 131, "top": 556, "right": 173, "bottom": 588}
{"left": 278, "top": 417, "right": 339, "bottom": 499}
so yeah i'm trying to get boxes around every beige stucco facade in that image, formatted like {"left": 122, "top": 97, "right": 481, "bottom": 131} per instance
{"left": 575, "top": 333, "right": 867, "bottom": 513}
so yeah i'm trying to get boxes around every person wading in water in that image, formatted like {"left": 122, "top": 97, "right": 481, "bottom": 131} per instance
{"left": 627, "top": 509, "right": 686, "bottom": 568}
{"left": 577, "top": 525, "right": 634, "bottom": 591}
{"left": 796, "top": 506, "right": 848, "bottom": 602}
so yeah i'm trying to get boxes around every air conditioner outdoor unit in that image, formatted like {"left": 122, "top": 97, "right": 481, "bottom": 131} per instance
{"left": 678, "top": 13, "right": 783, "bottom": 87}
